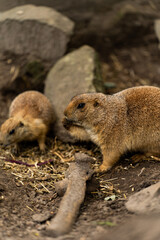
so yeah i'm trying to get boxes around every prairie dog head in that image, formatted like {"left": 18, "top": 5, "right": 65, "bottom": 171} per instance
{"left": 0, "top": 117, "right": 45, "bottom": 146}
{"left": 63, "top": 93, "right": 107, "bottom": 128}
{"left": 63, "top": 93, "right": 108, "bottom": 143}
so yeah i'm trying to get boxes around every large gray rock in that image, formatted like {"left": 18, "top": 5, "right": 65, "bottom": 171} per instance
{"left": 126, "top": 182, "right": 160, "bottom": 214}
{"left": 44, "top": 45, "right": 104, "bottom": 142}
{"left": 0, "top": 5, "right": 74, "bottom": 61}
{"left": 0, "top": 1, "right": 159, "bottom": 59}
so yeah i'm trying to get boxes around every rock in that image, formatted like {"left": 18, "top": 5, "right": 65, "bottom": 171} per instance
{"left": 0, "top": 1, "right": 124, "bottom": 18}
{"left": 32, "top": 212, "right": 51, "bottom": 223}
{"left": 89, "top": 2, "right": 160, "bottom": 51}
{"left": 0, "top": 1, "right": 159, "bottom": 63}
{"left": 125, "top": 182, "right": 160, "bottom": 214}
{"left": 89, "top": 226, "right": 108, "bottom": 240}
{"left": 44, "top": 45, "right": 104, "bottom": 142}
{"left": 93, "top": 215, "right": 160, "bottom": 240}
{"left": 0, "top": 5, "right": 74, "bottom": 62}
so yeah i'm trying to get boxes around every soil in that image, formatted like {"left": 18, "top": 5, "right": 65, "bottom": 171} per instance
{"left": 0, "top": 1, "right": 160, "bottom": 240}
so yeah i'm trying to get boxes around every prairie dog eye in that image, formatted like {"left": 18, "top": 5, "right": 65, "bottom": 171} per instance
{"left": 19, "top": 122, "right": 24, "bottom": 127}
{"left": 77, "top": 103, "right": 85, "bottom": 109}
{"left": 9, "top": 129, "right": 15, "bottom": 135}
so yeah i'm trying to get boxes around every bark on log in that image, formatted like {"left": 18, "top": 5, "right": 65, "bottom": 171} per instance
{"left": 44, "top": 153, "right": 94, "bottom": 237}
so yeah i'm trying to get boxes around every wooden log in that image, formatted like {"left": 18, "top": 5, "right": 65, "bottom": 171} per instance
{"left": 44, "top": 153, "right": 94, "bottom": 237}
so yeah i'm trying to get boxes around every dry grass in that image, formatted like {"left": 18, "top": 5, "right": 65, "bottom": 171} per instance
{"left": 0, "top": 138, "right": 99, "bottom": 194}
{"left": 0, "top": 137, "right": 134, "bottom": 198}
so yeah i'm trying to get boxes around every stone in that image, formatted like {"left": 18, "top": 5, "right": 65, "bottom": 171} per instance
{"left": 93, "top": 215, "right": 160, "bottom": 240}
{"left": 0, "top": 1, "right": 159, "bottom": 63}
{"left": 32, "top": 212, "right": 51, "bottom": 223}
{"left": 0, "top": 1, "right": 159, "bottom": 55}
{"left": 125, "top": 182, "right": 160, "bottom": 214}
{"left": 0, "top": 1, "right": 124, "bottom": 18}
{"left": 0, "top": 5, "right": 74, "bottom": 62}
{"left": 44, "top": 45, "right": 104, "bottom": 142}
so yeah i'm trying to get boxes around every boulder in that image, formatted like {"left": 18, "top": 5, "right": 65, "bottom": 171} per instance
{"left": 44, "top": 45, "right": 104, "bottom": 142}
{"left": 125, "top": 182, "right": 160, "bottom": 214}
{"left": 0, "top": 1, "right": 159, "bottom": 61}
{"left": 0, "top": 5, "right": 74, "bottom": 62}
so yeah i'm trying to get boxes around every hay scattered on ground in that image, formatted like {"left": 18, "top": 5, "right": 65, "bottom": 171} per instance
{"left": 0, "top": 137, "right": 140, "bottom": 199}
{"left": 0, "top": 138, "right": 100, "bottom": 194}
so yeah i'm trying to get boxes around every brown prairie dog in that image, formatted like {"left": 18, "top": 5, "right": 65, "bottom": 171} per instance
{"left": 63, "top": 86, "right": 160, "bottom": 172}
{"left": 0, "top": 91, "right": 56, "bottom": 152}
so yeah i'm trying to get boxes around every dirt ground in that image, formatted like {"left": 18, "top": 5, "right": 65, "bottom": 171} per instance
{"left": 0, "top": 1, "right": 160, "bottom": 240}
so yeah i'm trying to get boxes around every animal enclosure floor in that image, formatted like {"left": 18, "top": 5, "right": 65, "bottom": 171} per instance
{"left": 0, "top": 0, "right": 160, "bottom": 239}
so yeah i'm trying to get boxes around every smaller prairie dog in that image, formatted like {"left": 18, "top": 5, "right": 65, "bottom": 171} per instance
{"left": 63, "top": 86, "right": 160, "bottom": 172}
{"left": 0, "top": 91, "right": 55, "bottom": 152}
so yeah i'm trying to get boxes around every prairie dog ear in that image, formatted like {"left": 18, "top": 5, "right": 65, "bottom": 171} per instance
{"left": 93, "top": 99, "right": 100, "bottom": 107}
{"left": 34, "top": 118, "right": 43, "bottom": 125}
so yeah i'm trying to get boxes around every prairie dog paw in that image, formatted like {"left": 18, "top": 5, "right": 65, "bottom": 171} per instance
{"left": 94, "top": 164, "right": 111, "bottom": 173}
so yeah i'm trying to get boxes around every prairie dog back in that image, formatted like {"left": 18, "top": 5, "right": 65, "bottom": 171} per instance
{"left": 1, "top": 91, "right": 56, "bottom": 152}
{"left": 9, "top": 90, "right": 55, "bottom": 125}
{"left": 63, "top": 86, "right": 160, "bottom": 172}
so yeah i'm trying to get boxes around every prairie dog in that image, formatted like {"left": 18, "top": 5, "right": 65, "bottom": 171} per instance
{"left": 0, "top": 91, "right": 56, "bottom": 152}
{"left": 63, "top": 86, "right": 160, "bottom": 172}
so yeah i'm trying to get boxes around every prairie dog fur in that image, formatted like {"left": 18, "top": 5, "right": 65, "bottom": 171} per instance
{"left": 0, "top": 91, "right": 55, "bottom": 152}
{"left": 63, "top": 86, "right": 160, "bottom": 172}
